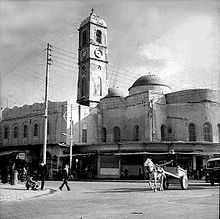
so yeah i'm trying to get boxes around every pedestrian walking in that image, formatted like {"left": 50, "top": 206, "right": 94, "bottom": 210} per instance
{"left": 59, "top": 165, "right": 71, "bottom": 191}
{"left": 38, "top": 162, "right": 47, "bottom": 190}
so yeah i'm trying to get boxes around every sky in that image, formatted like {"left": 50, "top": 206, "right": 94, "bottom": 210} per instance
{"left": 1, "top": 0, "right": 220, "bottom": 114}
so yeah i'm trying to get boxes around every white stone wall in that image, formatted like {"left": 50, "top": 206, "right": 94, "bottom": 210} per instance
{"left": 1, "top": 101, "right": 67, "bottom": 146}
{"left": 72, "top": 89, "right": 220, "bottom": 144}
{"left": 166, "top": 102, "right": 220, "bottom": 142}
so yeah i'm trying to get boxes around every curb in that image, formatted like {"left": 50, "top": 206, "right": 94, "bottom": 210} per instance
{"left": 0, "top": 184, "right": 55, "bottom": 202}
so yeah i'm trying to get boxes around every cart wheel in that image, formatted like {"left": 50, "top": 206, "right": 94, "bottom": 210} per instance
{"left": 180, "top": 175, "right": 188, "bottom": 190}
{"left": 163, "top": 178, "right": 169, "bottom": 190}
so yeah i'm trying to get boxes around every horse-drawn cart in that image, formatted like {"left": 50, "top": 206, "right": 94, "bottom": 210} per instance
{"left": 163, "top": 166, "right": 188, "bottom": 190}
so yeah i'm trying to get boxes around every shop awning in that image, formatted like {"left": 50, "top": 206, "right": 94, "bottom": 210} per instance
{"left": 60, "top": 153, "right": 95, "bottom": 157}
{"left": 114, "top": 151, "right": 220, "bottom": 156}
{"left": 0, "top": 150, "right": 21, "bottom": 157}
{"left": 177, "top": 152, "right": 220, "bottom": 155}
{"left": 114, "top": 152, "right": 170, "bottom": 156}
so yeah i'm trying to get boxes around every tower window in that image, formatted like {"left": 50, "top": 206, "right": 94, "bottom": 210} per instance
{"left": 189, "top": 123, "right": 196, "bottom": 141}
{"left": 113, "top": 126, "right": 120, "bottom": 142}
{"left": 23, "top": 125, "right": 28, "bottom": 138}
{"left": 99, "top": 77, "right": 102, "bottom": 96}
{"left": 96, "top": 30, "right": 102, "bottom": 44}
{"left": 203, "top": 122, "right": 212, "bottom": 142}
{"left": 82, "top": 30, "right": 87, "bottom": 46}
{"left": 81, "top": 78, "right": 87, "bottom": 97}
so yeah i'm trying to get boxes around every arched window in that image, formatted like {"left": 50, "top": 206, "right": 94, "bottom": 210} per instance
{"left": 102, "top": 127, "right": 107, "bottom": 142}
{"left": 161, "top": 125, "right": 166, "bottom": 141}
{"left": 113, "top": 126, "right": 120, "bottom": 142}
{"left": 218, "top": 124, "right": 220, "bottom": 142}
{"left": 13, "top": 126, "right": 18, "bottom": 138}
{"left": 34, "top": 123, "right": 39, "bottom": 137}
{"left": 203, "top": 122, "right": 213, "bottom": 142}
{"left": 23, "top": 125, "right": 28, "bottom": 138}
{"left": 82, "top": 30, "right": 87, "bottom": 46}
{"left": 82, "top": 123, "right": 87, "bottom": 143}
{"left": 99, "top": 77, "right": 102, "bottom": 96}
{"left": 81, "top": 78, "right": 86, "bottom": 97}
{"left": 189, "top": 123, "right": 196, "bottom": 141}
{"left": 134, "top": 125, "right": 140, "bottom": 141}
{"left": 47, "top": 121, "right": 49, "bottom": 135}
{"left": 96, "top": 30, "right": 102, "bottom": 44}
{"left": 4, "top": 126, "right": 9, "bottom": 139}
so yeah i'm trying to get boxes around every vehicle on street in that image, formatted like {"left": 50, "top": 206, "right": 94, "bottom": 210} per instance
{"left": 204, "top": 157, "right": 220, "bottom": 185}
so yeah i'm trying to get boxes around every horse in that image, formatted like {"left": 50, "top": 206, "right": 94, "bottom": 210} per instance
{"left": 144, "top": 158, "right": 166, "bottom": 192}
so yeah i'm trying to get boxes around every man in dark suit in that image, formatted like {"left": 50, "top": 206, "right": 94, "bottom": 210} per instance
{"left": 59, "top": 165, "right": 71, "bottom": 191}
{"left": 39, "top": 162, "right": 47, "bottom": 190}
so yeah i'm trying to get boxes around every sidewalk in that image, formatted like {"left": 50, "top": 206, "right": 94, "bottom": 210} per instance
{"left": 0, "top": 182, "right": 54, "bottom": 202}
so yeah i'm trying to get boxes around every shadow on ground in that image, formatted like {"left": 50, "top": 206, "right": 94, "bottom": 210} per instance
{"left": 86, "top": 184, "right": 215, "bottom": 194}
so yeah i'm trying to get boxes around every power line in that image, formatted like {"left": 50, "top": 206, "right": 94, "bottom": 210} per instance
{"left": 51, "top": 54, "right": 78, "bottom": 65}
{"left": 51, "top": 49, "right": 78, "bottom": 60}
{"left": 51, "top": 45, "right": 78, "bottom": 57}
{"left": 52, "top": 59, "right": 77, "bottom": 69}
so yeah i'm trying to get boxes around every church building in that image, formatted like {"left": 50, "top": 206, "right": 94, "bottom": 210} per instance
{"left": 73, "top": 11, "right": 220, "bottom": 179}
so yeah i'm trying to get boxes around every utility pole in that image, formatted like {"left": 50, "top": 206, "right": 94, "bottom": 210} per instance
{"left": 78, "top": 104, "right": 81, "bottom": 143}
{"left": 43, "top": 43, "right": 51, "bottom": 165}
{"left": 70, "top": 104, "right": 73, "bottom": 171}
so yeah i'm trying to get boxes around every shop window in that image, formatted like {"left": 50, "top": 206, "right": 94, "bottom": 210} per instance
{"left": 34, "top": 123, "right": 39, "bottom": 137}
{"left": 113, "top": 126, "right": 120, "bottom": 142}
{"left": 52, "top": 156, "right": 58, "bottom": 169}
{"left": 189, "top": 123, "right": 196, "bottom": 141}
{"left": 13, "top": 126, "right": 18, "bottom": 138}
{"left": 102, "top": 127, "right": 107, "bottom": 142}
{"left": 4, "top": 126, "right": 9, "bottom": 139}
{"left": 134, "top": 125, "right": 139, "bottom": 141}
{"left": 161, "top": 125, "right": 166, "bottom": 141}
{"left": 203, "top": 122, "right": 213, "bottom": 142}
{"left": 96, "top": 30, "right": 102, "bottom": 44}
{"left": 82, "top": 124, "right": 87, "bottom": 143}
{"left": 23, "top": 125, "right": 28, "bottom": 138}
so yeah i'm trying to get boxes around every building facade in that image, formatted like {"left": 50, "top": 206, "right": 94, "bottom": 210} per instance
{"left": 73, "top": 12, "right": 220, "bottom": 179}
{"left": 0, "top": 101, "right": 68, "bottom": 179}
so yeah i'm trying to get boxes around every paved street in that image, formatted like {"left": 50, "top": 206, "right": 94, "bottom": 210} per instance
{"left": 0, "top": 181, "right": 219, "bottom": 219}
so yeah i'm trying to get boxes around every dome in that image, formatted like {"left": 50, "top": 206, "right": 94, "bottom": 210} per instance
{"left": 80, "top": 10, "right": 107, "bottom": 28}
{"left": 128, "top": 75, "right": 171, "bottom": 95}
{"left": 130, "top": 75, "right": 166, "bottom": 89}
{"left": 103, "top": 87, "right": 125, "bottom": 98}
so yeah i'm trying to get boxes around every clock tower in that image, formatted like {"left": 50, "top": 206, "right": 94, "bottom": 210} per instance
{"left": 77, "top": 10, "right": 108, "bottom": 107}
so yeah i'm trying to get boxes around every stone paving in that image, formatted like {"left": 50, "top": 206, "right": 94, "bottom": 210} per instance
{"left": 0, "top": 182, "right": 53, "bottom": 202}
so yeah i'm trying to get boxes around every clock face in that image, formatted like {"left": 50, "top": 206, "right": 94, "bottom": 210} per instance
{"left": 94, "top": 49, "right": 103, "bottom": 58}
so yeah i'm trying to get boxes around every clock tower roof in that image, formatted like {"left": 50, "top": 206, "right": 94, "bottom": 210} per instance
{"left": 80, "top": 9, "right": 107, "bottom": 28}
